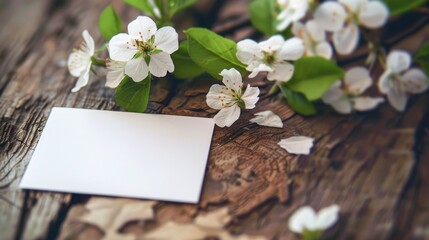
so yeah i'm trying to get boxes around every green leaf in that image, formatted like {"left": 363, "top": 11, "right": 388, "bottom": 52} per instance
{"left": 174, "top": 0, "right": 198, "bottom": 13}
{"left": 286, "top": 57, "right": 344, "bottom": 101}
{"left": 249, "top": 0, "right": 278, "bottom": 36}
{"left": 115, "top": 75, "right": 151, "bottom": 112}
{"left": 171, "top": 40, "right": 205, "bottom": 79}
{"left": 280, "top": 85, "right": 317, "bottom": 116}
{"left": 124, "top": 0, "right": 157, "bottom": 17}
{"left": 99, "top": 5, "right": 123, "bottom": 41}
{"left": 382, "top": 0, "right": 428, "bottom": 16}
{"left": 415, "top": 41, "right": 429, "bottom": 76}
{"left": 185, "top": 28, "right": 246, "bottom": 80}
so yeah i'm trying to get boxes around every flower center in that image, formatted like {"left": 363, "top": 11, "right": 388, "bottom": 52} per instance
{"left": 136, "top": 40, "right": 155, "bottom": 56}
{"left": 263, "top": 52, "right": 276, "bottom": 65}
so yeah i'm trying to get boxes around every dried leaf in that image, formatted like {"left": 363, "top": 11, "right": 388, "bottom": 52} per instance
{"left": 249, "top": 110, "right": 283, "bottom": 128}
{"left": 142, "top": 207, "right": 267, "bottom": 240}
{"left": 79, "top": 197, "right": 156, "bottom": 240}
{"left": 194, "top": 207, "right": 232, "bottom": 228}
{"left": 278, "top": 136, "right": 314, "bottom": 155}
{"left": 218, "top": 231, "right": 268, "bottom": 240}
{"left": 142, "top": 222, "right": 209, "bottom": 240}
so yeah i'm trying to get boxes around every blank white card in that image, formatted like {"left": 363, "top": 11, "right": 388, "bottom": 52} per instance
{"left": 20, "top": 107, "right": 215, "bottom": 203}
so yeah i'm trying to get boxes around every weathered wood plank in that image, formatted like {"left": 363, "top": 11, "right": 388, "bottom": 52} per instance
{"left": 0, "top": 0, "right": 171, "bottom": 239}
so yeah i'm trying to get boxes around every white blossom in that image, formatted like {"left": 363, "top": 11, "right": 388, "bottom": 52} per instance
{"left": 289, "top": 205, "right": 340, "bottom": 235}
{"left": 378, "top": 50, "right": 429, "bottom": 111}
{"left": 236, "top": 35, "right": 304, "bottom": 82}
{"left": 278, "top": 136, "right": 314, "bottom": 155}
{"left": 276, "top": 0, "right": 309, "bottom": 31}
{"left": 105, "top": 60, "right": 126, "bottom": 88}
{"left": 322, "top": 67, "right": 384, "bottom": 114}
{"left": 314, "top": 0, "right": 389, "bottom": 55}
{"left": 108, "top": 16, "right": 178, "bottom": 82}
{"left": 206, "top": 68, "right": 260, "bottom": 127}
{"left": 67, "top": 30, "right": 95, "bottom": 92}
{"left": 292, "top": 20, "right": 333, "bottom": 59}
{"left": 250, "top": 110, "right": 283, "bottom": 128}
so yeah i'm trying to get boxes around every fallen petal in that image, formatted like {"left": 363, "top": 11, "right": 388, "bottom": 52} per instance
{"left": 278, "top": 136, "right": 314, "bottom": 155}
{"left": 250, "top": 110, "right": 283, "bottom": 128}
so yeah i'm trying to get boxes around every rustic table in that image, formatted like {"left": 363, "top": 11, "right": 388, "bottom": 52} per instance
{"left": 1, "top": 0, "right": 428, "bottom": 239}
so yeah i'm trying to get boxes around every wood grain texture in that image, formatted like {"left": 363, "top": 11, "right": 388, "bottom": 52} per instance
{"left": 0, "top": 0, "right": 428, "bottom": 239}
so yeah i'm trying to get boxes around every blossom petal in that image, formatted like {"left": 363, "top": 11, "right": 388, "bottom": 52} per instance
{"left": 276, "top": 17, "right": 294, "bottom": 32}
{"left": 149, "top": 52, "right": 174, "bottom": 77}
{"left": 82, "top": 30, "right": 95, "bottom": 55}
{"left": 333, "top": 23, "right": 359, "bottom": 55}
{"left": 206, "top": 84, "right": 235, "bottom": 110}
{"left": 213, "top": 105, "right": 241, "bottom": 127}
{"left": 314, "top": 2, "right": 347, "bottom": 32}
{"left": 220, "top": 68, "right": 243, "bottom": 93}
{"left": 322, "top": 81, "right": 343, "bottom": 104}
{"left": 315, "top": 41, "right": 333, "bottom": 59}
{"left": 378, "top": 70, "right": 392, "bottom": 94}
{"left": 249, "top": 110, "right": 283, "bottom": 128}
{"left": 276, "top": 0, "right": 308, "bottom": 31}
{"left": 358, "top": 1, "right": 389, "bottom": 29}
{"left": 248, "top": 63, "right": 273, "bottom": 78}
{"left": 321, "top": 81, "right": 352, "bottom": 114}
{"left": 401, "top": 68, "right": 429, "bottom": 94}
{"left": 386, "top": 50, "right": 411, "bottom": 74}
{"left": 338, "top": 0, "right": 360, "bottom": 13}
{"left": 292, "top": 21, "right": 306, "bottom": 38}
{"left": 306, "top": 20, "right": 325, "bottom": 42}
{"left": 278, "top": 136, "right": 314, "bottom": 155}
{"left": 125, "top": 57, "right": 149, "bottom": 82}
{"left": 109, "top": 33, "right": 139, "bottom": 61}
{"left": 127, "top": 16, "right": 157, "bottom": 41}
{"left": 314, "top": 205, "right": 340, "bottom": 231}
{"left": 71, "top": 64, "right": 91, "bottom": 92}
{"left": 68, "top": 51, "right": 91, "bottom": 77}
{"left": 344, "top": 67, "right": 372, "bottom": 95}
{"left": 267, "top": 62, "right": 294, "bottom": 82}
{"left": 241, "top": 85, "right": 260, "bottom": 109}
{"left": 154, "top": 26, "right": 178, "bottom": 54}
{"left": 353, "top": 97, "right": 384, "bottom": 111}
{"left": 259, "top": 35, "right": 284, "bottom": 53}
{"left": 288, "top": 206, "right": 317, "bottom": 233}
{"left": 277, "top": 37, "right": 304, "bottom": 61}
{"left": 106, "top": 60, "right": 126, "bottom": 88}
{"left": 330, "top": 97, "right": 353, "bottom": 114}
{"left": 278, "top": 0, "right": 308, "bottom": 22}
{"left": 387, "top": 82, "right": 408, "bottom": 111}
{"left": 237, "top": 39, "right": 263, "bottom": 65}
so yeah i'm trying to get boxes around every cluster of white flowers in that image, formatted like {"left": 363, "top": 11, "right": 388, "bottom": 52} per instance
{"left": 206, "top": 68, "right": 260, "bottom": 127}
{"left": 237, "top": 35, "right": 304, "bottom": 82}
{"left": 315, "top": 0, "right": 388, "bottom": 55}
{"left": 278, "top": 0, "right": 389, "bottom": 57}
{"left": 322, "top": 67, "right": 384, "bottom": 114}
{"left": 292, "top": 20, "right": 332, "bottom": 59}
{"left": 66, "top": 1, "right": 429, "bottom": 130}
{"left": 273, "top": 0, "right": 428, "bottom": 114}
{"left": 378, "top": 50, "right": 429, "bottom": 111}
{"left": 109, "top": 16, "right": 178, "bottom": 82}
{"left": 67, "top": 16, "right": 179, "bottom": 90}
{"left": 207, "top": 34, "right": 304, "bottom": 127}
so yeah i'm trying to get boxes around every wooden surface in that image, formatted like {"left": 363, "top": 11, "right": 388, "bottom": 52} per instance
{"left": 0, "top": 0, "right": 428, "bottom": 239}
